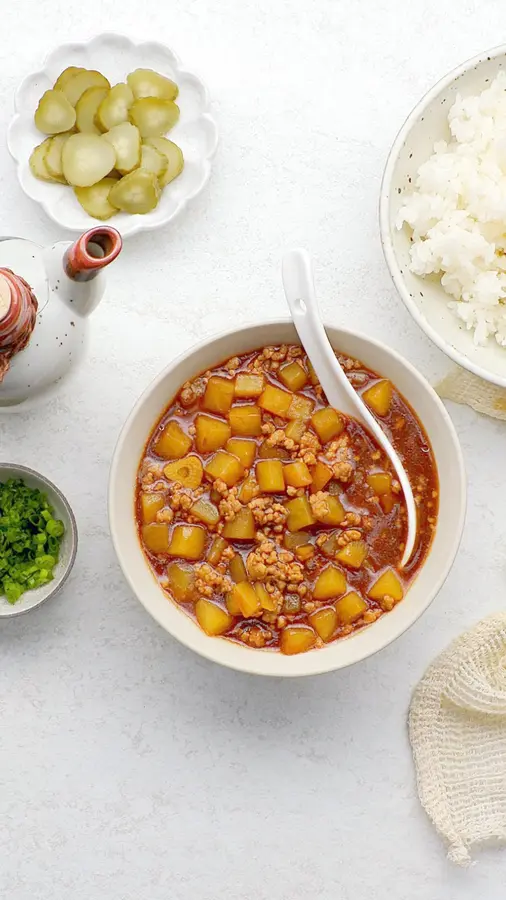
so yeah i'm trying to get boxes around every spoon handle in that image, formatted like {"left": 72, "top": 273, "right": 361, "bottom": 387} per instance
{"left": 282, "top": 248, "right": 363, "bottom": 419}
{"left": 282, "top": 247, "right": 417, "bottom": 567}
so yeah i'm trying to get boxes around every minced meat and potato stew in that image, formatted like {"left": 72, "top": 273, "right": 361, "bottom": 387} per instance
{"left": 136, "top": 345, "right": 438, "bottom": 655}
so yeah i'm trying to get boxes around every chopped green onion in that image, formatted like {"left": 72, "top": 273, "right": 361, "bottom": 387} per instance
{"left": 0, "top": 478, "right": 65, "bottom": 604}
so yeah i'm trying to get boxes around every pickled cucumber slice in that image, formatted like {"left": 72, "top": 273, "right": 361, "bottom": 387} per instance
{"left": 53, "top": 66, "right": 86, "bottom": 91}
{"left": 61, "top": 133, "right": 116, "bottom": 187}
{"left": 29, "top": 139, "right": 66, "bottom": 183}
{"left": 127, "top": 68, "right": 179, "bottom": 101}
{"left": 96, "top": 83, "right": 134, "bottom": 131}
{"left": 75, "top": 86, "right": 109, "bottom": 134}
{"left": 102, "top": 122, "right": 140, "bottom": 175}
{"left": 74, "top": 177, "right": 118, "bottom": 220}
{"left": 145, "top": 137, "right": 184, "bottom": 186}
{"left": 109, "top": 169, "right": 160, "bottom": 214}
{"left": 129, "top": 98, "right": 179, "bottom": 138}
{"left": 45, "top": 133, "right": 72, "bottom": 180}
{"left": 63, "top": 70, "right": 110, "bottom": 107}
{"left": 140, "top": 143, "right": 167, "bottom": 178}
{"left": 34, "top": 90, "right": 76, "bottom": 134}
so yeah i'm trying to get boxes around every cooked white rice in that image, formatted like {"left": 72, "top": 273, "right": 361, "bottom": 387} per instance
{"left": 397, "top": 71, "right": 506, "bottom": 346}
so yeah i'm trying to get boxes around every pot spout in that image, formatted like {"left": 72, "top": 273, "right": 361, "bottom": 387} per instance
{"left": 64, "top": 226, "right": 122, "bottom": 282}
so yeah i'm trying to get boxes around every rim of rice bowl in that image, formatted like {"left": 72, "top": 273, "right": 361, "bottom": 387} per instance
{"left": 380, "top": 43, "right": 506, "bottom": 387}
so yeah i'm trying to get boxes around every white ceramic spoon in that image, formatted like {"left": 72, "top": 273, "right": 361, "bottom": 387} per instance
{"left": 282, "top": 248, "right": 417, "bottom": 568}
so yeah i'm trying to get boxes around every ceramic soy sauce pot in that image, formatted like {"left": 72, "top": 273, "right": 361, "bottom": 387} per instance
{"left": 0, "top": 226, "right": 122, "bottom": 411}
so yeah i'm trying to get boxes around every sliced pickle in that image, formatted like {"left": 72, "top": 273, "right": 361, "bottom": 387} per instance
{"left": 140, "top": 143, "right": 167, "bottom": 178}
{"left": 145, "top": 136, "right": 184, "bottom": 186}
{"left": 74, "top": 177, "right": 118, "bottom": 220}
{"left": 127, "top": 68, "right": 179, "bottom": 101}
{"left": 129, "top": 98, "right": 179, "bottom": 138}
{"left": 102, "top": 122, "right": 141, "bottom": 174}
{"left": 44, "top": 133, "right": 72, "bottom": 180}
{"left": 109, "top": 169, "right": 160, "bottom": 214}
{"left": 29, "top": 139, "right": 65, "bottom": 183}
{"left": 75, "top": 86, "right": 109, "bottom": 134}
{"left": 61, "top": 133, "right": 116, "bottom": 187}
{"left": 34, "top": 90, "right": 76, "bottom": 134}
{"left": 96, "top": 83, "right": 134, "bottom": 132}
{"left": 53, "top": 66, "right": 86, "bottom": 91}
{"left": 63, "top": 70, "right": 110, "bottom": 107}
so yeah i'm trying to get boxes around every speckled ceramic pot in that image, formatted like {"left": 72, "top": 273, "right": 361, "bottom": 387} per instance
{"left": 0, "top": 226, "right": 122, "bottom": 411}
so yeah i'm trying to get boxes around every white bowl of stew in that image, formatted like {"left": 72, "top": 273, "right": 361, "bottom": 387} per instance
{"left": 109, "top": 321, "right": 466, "bottom": 677}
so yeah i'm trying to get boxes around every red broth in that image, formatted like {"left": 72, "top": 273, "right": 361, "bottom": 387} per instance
{"left": 135, "top": 345, "right": 438, "bottom": 654}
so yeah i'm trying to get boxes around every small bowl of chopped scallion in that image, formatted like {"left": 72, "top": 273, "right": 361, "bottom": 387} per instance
{"left": 0, "top": 464, "right": 77, "bottom": 617}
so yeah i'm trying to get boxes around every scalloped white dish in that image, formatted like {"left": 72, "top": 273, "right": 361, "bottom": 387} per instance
{"left": 7, "top": 34, "right": 218, "bottom": 237}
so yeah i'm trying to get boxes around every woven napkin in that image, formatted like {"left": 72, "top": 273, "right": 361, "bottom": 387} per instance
{"left": 409, "top": 614, "right": 506, "bottom": 865}
{"left": 436, "top": 367, "right": 506, "bottom": 419}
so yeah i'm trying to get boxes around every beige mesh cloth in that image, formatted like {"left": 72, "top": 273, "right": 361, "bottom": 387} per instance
{"left": 436, "top": 367, "right": 506, "bottom": 420}
{"left": 409, "top": 614, "right": 506, "bottom": 865}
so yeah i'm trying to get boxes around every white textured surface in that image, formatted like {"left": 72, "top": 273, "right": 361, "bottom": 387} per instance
{"left": 1, "top": 3, "right": 505, "bottom": 898}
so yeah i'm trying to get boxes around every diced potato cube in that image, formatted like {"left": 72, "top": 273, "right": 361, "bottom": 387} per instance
{"left": 306, "top": 358, "right": 319, "bottom": 385}
{"left": 309, "top": 606, "right": 338, "bottom": 642}
{"left": 229, "top": 404, "right": 262, "bottom": 436}
{"left": 296, "top": 544, "right": 315, "bottom": 562}
{"left": 279, "top": 361, "right": 308, "bottom": 392}
{"left": 140, "top": 492, "right": 164, "bottom": 524}
{"left": 284, "top": 460, "right": 313, "bottom": 488}
{"left": 226, "top": 591, "right": 241, "bottom": 615}
{"left": 195, "top": 414, "right": 231, "bottom": 453}
{"left": 320, "top": 532, "right": 338, "bottom": 557}
{"left": 258, "top": 384, "right": 292, "bottom": 418}
{"left": 285, "top": 419, "right": 305, "bottom": 442}
{"left": 142, "top": 522, "right": 170, "bottom": 553}
{"left": 255, "top": 583, "right": 277, "bottom": 611}
{"left": 284, "top": 531, "right": 311, "bottom": 551}
{"left": 380, "top": 493, "right": 395, "bottom": 514}
{"left": 205, "top": 451, "right": 244, "bottom": 487}
{"left": 310, "top": 460, "right": 333, "bottom": 493}
{"left": 238, "top": 473, "right": 259, "bottom": 503}
{"left": 336, "top": 540, "right": 368, "bottom": 569}
{"left": 167, "top": 561, "right": 194, "bottom": 602}
{"left": 207, "top": 536, "right": 228, "bottom": 566}
{"left": 335, "top": 591, "right": 368, "bottom": 624}
{"left": 367, "top": 568, "right": 404, "bottom": 602}
{"left": 154, "top": 420, "right": 191, "bottom": 459}
{"left": 311, "top": 408, "right": 344, "bottom": 442}
{"left": 283, "top": 594, "right": 301, "bottom": 614}
{"left": 202, "top": 375, "right": 235, "bottom": 415}
{"left": 313, "top": 494, "right": 345, "bottom": 526}
{"left": 190, "top": 498, "right": 220, "bottom": 526}
{"left": 226, "top": 438, "right": 256, "bottom": 468}
{"left": 288, "top": 395, "right": 314, "bottom": 421}
{"left": 168, "top": 524, "right": 206, "bottom": 560}
{"left": 367, "top": 472, "right": 392, "bottom": 495}
{"left": 223, "top": 507, "right": 255, "bottom": 540}
{"left": 258, "top": 441, "right": 289, "bottom": 460}
{"left": 313, "top": 564, "right": 347, "bottom": 600}
{"left": 362, "top": 380, "right": 393, "bottom": 417}
{"left": 235, "top": 373, "right": 265, "bottom": 398}
{"left": 196, "top": 598, "right": 233, "bottom": 635}
{"left": 231, "top": 582, "right": 261, "bottom": 617}
{"left": 229, "top": 553, "right": 248, "bottom": 582}
{"left": 280, "top": 625, "right": 316, "bottom": 655}
{"left": 256, "top": 459, "right": 285, "bottom": 493}
{"left": 163, "top": 455, "right": 203, "bottom": 489}
{"left": 285, "top": 496, "right": 316, "bottom": 531}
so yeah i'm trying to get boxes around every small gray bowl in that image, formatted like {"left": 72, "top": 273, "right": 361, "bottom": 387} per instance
{"left": 0, "top": 463, "right": 78, "bottom": 618}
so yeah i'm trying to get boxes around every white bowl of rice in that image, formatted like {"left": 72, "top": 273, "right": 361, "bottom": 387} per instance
{"left": 380, "top": 45, "right": 506, "bottom": 387}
